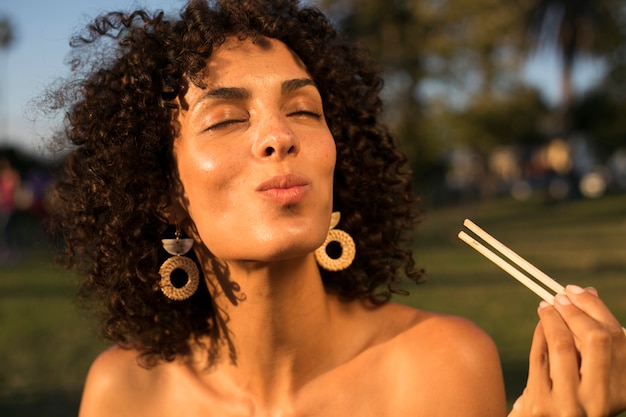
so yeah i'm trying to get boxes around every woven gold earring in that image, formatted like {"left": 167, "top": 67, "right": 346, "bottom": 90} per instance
{"left": 314, "top": 212, "right": 356, "bottom": 271}
{"left": 158, "top": 224, "right": 200, "bottom": 300}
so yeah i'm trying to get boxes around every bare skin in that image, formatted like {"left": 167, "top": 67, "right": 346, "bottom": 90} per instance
{"left": 79, "top": 297, "right": 506, "bottom": 416}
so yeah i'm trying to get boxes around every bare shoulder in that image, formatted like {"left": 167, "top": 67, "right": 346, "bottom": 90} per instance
{"left": 376, "top": 302, "right": 494, "bottom": 345}
{"left": 406, "top": 306, "right": 498, "bottom": 355}
{"left": 379, "top": 304, "right": 507, "bottom": 416}
{"left": 79, "top": 346, "right": 158, "bottom": 417}
{"left": 368, "top": 302, "right": 503, "bottom": 371}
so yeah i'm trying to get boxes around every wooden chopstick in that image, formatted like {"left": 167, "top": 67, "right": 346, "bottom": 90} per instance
{"left": 459, "top": 219, "right": 626, "bottom": 337}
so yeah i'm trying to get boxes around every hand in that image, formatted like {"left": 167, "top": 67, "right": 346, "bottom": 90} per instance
{"left": 509, "top": 285, "right": 626, "bottom": 417}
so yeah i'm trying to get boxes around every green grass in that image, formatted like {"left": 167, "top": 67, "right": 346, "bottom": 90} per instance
{"left": 1, "top": 193, "right": 625, "bottom": 415}
{"left": 0, "top": 254, "right": 107, "bottom": 416}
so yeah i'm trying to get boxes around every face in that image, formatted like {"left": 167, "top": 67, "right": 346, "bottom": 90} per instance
{"left": 173, "top": 37, "right": 336, "bottom": 264}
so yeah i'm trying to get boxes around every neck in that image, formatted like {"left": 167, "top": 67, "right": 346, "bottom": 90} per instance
{"left": 198, "top": 253, "right": 342, "bottom": 401}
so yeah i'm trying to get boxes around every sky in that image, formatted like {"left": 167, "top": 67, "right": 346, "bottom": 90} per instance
{"left": 0, "top": 0, "right": 607, "bottom": 157}
{"left": 0, "top": 0, "right": 186, "bottom": 155}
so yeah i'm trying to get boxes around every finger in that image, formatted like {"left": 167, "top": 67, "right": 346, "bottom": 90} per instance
{"left": 564, "top": 285, "right": 623, "bottom": 333}
{"left": 515, "top": 322, "right": 552, "bottom": 417}
{"left": 537, "top": 301, "right": 581, "bottom": 404}
{"left": 552, "top": 293, "right": 613, "bottom": 415}
{"left": 584, "top": 286, "right": 598, "bottom": 297}
{"left": 525, "top": 320, "right": 552, "bottom": 398}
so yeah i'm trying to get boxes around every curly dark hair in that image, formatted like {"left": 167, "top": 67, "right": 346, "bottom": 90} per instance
{"left": 49, "top": 0, "right": 423, "bottom": 366}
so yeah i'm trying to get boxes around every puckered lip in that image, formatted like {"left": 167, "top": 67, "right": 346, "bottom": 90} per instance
{"left": 255, "top": 173, "right": 311, "bottom": 205}
{"left": 255, "top": 173, "right": 311, "bottom": 192}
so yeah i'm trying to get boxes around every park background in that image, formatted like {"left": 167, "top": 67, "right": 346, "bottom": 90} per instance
{"left": 1, "top": 0, "right": 626, "bottom": 415}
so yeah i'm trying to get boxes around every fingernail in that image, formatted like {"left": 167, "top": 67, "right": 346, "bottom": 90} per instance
{"left": 539, "top": 300, "right": 551, "bottom": 309}
{"left": 555, "top": 294, "right": 571, "bottom": 305}
{"left": 585, "top": 286, "right": 598, "bottom": 296}
{"left": 566, "top": 284, "right": 585, "bottom": 295}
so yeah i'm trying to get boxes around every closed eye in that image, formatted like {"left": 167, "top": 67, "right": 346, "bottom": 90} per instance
{"left": 205, "top": 118, "right": 247, "bottom": 131}
{"left": 288, "top": 110, "right": 323, "bottom": 120}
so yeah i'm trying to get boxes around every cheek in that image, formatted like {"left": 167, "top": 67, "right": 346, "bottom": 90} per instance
{"left": 174, "top": 145, "right": 231, "bottom": 215}
{"left": 321, "top": 136, "right": 337, "bottom": 177}
{"left": 177, "top": 156, "right": 243, "bottom": 254}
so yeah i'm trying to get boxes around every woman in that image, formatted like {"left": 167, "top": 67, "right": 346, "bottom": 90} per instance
{"left": 49, "top": 0, "right": 626, "bottom": 415}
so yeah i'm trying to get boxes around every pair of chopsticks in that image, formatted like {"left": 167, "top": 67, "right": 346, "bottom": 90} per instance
{"left": 458, "top": 219, "right": 626, "bottom": 336}
{"left": 458, "top": 219, "right": 562, "bottom": 305}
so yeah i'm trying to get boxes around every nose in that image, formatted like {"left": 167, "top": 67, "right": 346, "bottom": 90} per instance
{"left": 252, "top": 113, "right": 300, "bottom": 159}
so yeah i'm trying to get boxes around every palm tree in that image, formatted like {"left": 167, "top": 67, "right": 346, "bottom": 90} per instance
{"left": 524, "top": 0, "right": 623, "bottom": 131}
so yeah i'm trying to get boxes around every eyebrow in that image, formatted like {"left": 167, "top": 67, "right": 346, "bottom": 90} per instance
{"left": 202, "top": 86, "right": 250, "bottom": 101}
{"left": 281, "top": 78, "right": 316, "bottom": 94}
{"left": 192, "top": 78, "right": 317, "bottom": 111}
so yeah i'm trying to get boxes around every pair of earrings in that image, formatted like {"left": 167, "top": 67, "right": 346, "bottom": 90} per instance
{"left": 158, "top": 212, "right": 355, "bottom": 300}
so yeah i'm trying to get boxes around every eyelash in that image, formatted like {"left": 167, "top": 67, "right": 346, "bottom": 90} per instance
{"left": 206, "top": 119, "right": 246, "bottom": 131}
{"left": 288, "top": 110, "right": 322, "bottom": 120}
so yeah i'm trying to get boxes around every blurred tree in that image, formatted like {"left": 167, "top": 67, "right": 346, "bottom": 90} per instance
{"left": 443, "top": 87, "right": 548, "bottom": 151}
{"left": 523, "top": 0, "right": 625, "bottom": 131}
{"left": 572, "top": 88, "right": 626, "bottom": 159}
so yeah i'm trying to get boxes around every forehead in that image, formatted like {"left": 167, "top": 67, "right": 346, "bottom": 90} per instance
{"left": 204, "top": 36, "right": 310, "bottom": 85}
{"left": 178, "top": 37, "right": 315, "bottom": 112}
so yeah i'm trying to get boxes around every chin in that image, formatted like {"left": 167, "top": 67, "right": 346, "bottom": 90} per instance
{"left": 202, "top": 218, "right": 328, "bottom": 263}
{"left": 253, "top": 231, "right": 326, "bottom": 262}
